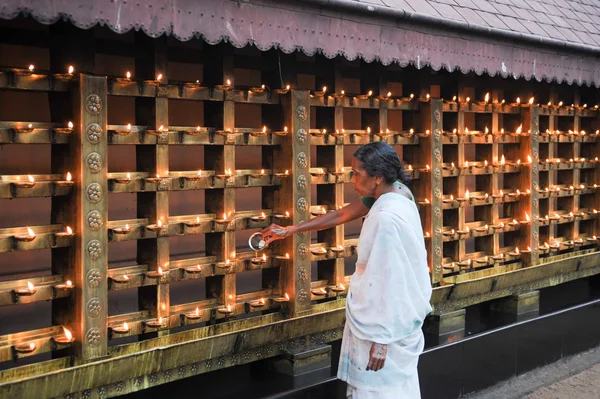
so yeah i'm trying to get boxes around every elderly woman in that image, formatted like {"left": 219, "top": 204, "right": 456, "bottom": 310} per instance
{"left": 262, "top": 142, "right": 432, "bottom": 398}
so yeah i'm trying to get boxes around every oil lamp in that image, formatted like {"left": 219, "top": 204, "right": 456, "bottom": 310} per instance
{"left": 15, "top": 227, "right": 36, "bottom": 242}
{"left": 216, "top": 258, "right": 233, "bottom": 269}
{"left": 54, "top": 327, "right": 75, "bottom": 344}
{"left": 311, "top": 287, "right": 328, "bottom": 296}
{"left": 112, "top": 322, "right": 130, "bottom": 334}
{"left": 15, "top": 281, "right": 37, "bottom": 296}
{"left": 250, "top": 212, "right": 267, "bottom": 222}
{"left": 55, "top": 280, "right": 73, "bottom": 292}
{"left": 185, "top": 307, "right": 202, "bottom": 320}
{"left": 147, "top": 266, "right": 165, "bottom": 279}
{"left": 55, "top": 172, "right": 74, "bottom": 187}
{"left": 13, "top": 175, "right": 36, "bottom": 189}
{"left": 185, "top": 264, "right": 204, "bottom": 274}
{"left": 111, "top": 274, "right": 130, "bottom": 284}
{"left": 273, "top": 293, "right": 290, "bottom": 303}
{"left": 249, "top": 298, "right": 266, "bottom": 309}
{"left": 330, "top": 283, "right": 346, "bottom": 293}
{"left": 55, "top": 226, "right": 74, "bottom": 238}
{"left": 54, "top": 121, "right": 74, "bottom": 135}
{"left": 250, "top": 253, "right": 268, "bottom": 266}
{"left": 217, "top": 304, "right": 234, "bottom": 315}
{"left": 145, "top": 317, "right": 164, "bottom": 328}
{"left": 14, "top": 342, "right": 36, "bottom": 354}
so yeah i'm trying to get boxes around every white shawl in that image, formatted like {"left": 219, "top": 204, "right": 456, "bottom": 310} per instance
{"left": 340, "top": 192, "right": 432, "bottom": 394}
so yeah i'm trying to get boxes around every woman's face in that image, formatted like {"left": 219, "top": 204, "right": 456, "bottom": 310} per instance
{"left": 351, "top": 157, "right": 378, "bottom": 197}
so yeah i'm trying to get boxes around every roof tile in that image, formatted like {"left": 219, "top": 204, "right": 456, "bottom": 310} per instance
{"left": 514, "top": 8, "right": 536, "bottom": 21}
{"left": 470, "top": 0, "right": 499, "bottom": 12}
{"left": 557, "top": 27, "right": 585, "bottom": 43}
{"left": 579, "top": 21, "right": 600, "bottom": 35}
{"left": 589, "top": 33, "right": 600, "bottom": 46}
{"left": 571, "top": 10, "right": 595, "bottom": 24}
{"left": 493, "top": 3, "right": 519, "bottom": 17}
{"left": 430, "top": 0, "right": 459, "bottom": 5}
{"left": 430, "top": 3, "right": 466, "bottom": 20}
{"left": 553, "top": 0, "right": 573, "bottom": 8}
{"left": 453, "top": 0, "right": 478, "bottom": 8}
{"left": 519, "top": 20, "right": 550, "bottom": 36}
{"left": 539, "top": 3, "right": 563, "bottom": 15}
{"left": 497, "top": 15, "right": 528, "bottom": 32}
{"left": 475, "top": 10, "right": 509, "bottom": 29}
{"left": 557, "top": 7, "right": 578, "bottom": 19}
{"left": 571, "top": 30, "right": 597, "bottom": 46}
{"left": 548, "top": 14, "right": 572, "bottom": 28}
{"left": 537, "top": 24, "right": 567, "bottom": 41}
{"left": 455, "top": 6, "right": 490, "bottom": 25}
{"left": 404, "top": 0, "right": 442, "bottom": 15}
{"left": 528, "top": 9, "right": 555, "bottom": 25}
{"left": 381, "top": 0, "right": 414, "bottom": 10}
{"left": 508, "top": 0, "right": 534, "bottom": 9}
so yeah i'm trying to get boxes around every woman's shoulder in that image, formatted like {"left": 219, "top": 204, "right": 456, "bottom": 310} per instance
{"left": 393, "top": 181, "right": 414, "bottom": 201}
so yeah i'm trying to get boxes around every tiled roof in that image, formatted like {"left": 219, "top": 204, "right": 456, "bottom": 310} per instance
{"left": 357, "top": 0, "right": 600, "bottom": 49}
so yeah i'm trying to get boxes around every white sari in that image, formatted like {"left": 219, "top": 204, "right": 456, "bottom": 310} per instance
{"left": 338, "top": 193, "right": 432, "bottom": 398}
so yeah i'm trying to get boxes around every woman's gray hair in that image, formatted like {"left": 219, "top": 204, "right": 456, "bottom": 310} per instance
{"left": 353, "top": 142, "right": 411, "bottom": 185}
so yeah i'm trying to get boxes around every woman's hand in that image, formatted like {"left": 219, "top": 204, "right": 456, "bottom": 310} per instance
{"left": 366, "top": 342, "right": 387, "bottom": 372}
{"left": 260, "top": 224, "right": 291, "bottom": 246}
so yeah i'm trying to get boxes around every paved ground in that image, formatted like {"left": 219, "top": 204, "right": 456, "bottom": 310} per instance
{"left": 465, "top": 346, "right": 600, "bottom": 399}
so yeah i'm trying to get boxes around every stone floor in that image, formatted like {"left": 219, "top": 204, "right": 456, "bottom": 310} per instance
{"left": 466, "top": 345, "right": 600, "bottom": 399}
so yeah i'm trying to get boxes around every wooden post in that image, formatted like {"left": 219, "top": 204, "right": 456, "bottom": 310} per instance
{"left": 490, "top": 90, "right": 503, "bottom": 263}
{"left": 548, "top": 90, "right": 559, "bottom": 243}
{"left": 573, "top": 90, "right": 581, "bottom": 242}
{"left": 278, "top": 90, "right": 312, "bottom": 315}
{"left": 52, "top": 74, "right": 108, "bottom": 361}
{"left": 428, "top": 99, "right": 444, "bottom": 284}
{"left": 135, "top": 34, "right": 170, "bottom": 335}
{"left": 520, "top": 105, "right": 540, "bottom": 265}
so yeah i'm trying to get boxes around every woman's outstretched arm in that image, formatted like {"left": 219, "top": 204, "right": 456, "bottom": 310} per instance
{"left": 261, "top": 197, "right": 369, "bottom": 245}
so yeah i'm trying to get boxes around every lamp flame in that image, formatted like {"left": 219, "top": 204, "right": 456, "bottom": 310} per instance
{"left": 126, "top": 71, "right": 131, "bottom": 79}
{"left": 68, "top": 121, "right": 74, "bottom": 129}
{"left": 516, "top": 125, "right": 522, "bottom": 134}
{"left": 285, "top": 293, "right": 290, "bottom": 300}
{"left": 66, "top": 226, "right": 73, "bottom": 234}
{"left": 66, "top": 172, "right": 72, "bottom": 181}
{"left": 484, "top": 92, "right": 489, "bottom": 103}
{"left": 156, "top": 73, "right": 162, "bottom": 81}
{"left": 68, "top": 65, "right": 74, "bottom": 74}
{"left": 28, "top": 175, "right": 35, "bottom": 183}
{"left": 27, "top": 282, "right": 35, "bottom": 291}
{"left": 63, "top": 327, "right": 72, "bottom": 341}
{"left": 27, "top": 227, "right": 35, "bottom": 237}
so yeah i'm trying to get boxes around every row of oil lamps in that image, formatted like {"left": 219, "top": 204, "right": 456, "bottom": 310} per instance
{"left": 12, "top": 122, "right": 74, "bottom": 134}
{"left": 12, "top": 326, "right": 74, "bottom": 355}
{"left": 111, "top": 124, "right": 289, "bottom": 137}
{"left": 438, "top": 210, "right": 598, "bottom": 240}
{"left": 443, "top": 237, "right": 599, "bottom": 272}
{"left": 110, "top": 169, "right": 290, "bottom": 186}
{"left": 15, "top": 65, "right": 600, "bottom": 110}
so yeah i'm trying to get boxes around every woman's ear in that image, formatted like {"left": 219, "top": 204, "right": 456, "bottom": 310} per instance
{"left": 374, "top": 175, "right": 384, "bottom": 186}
